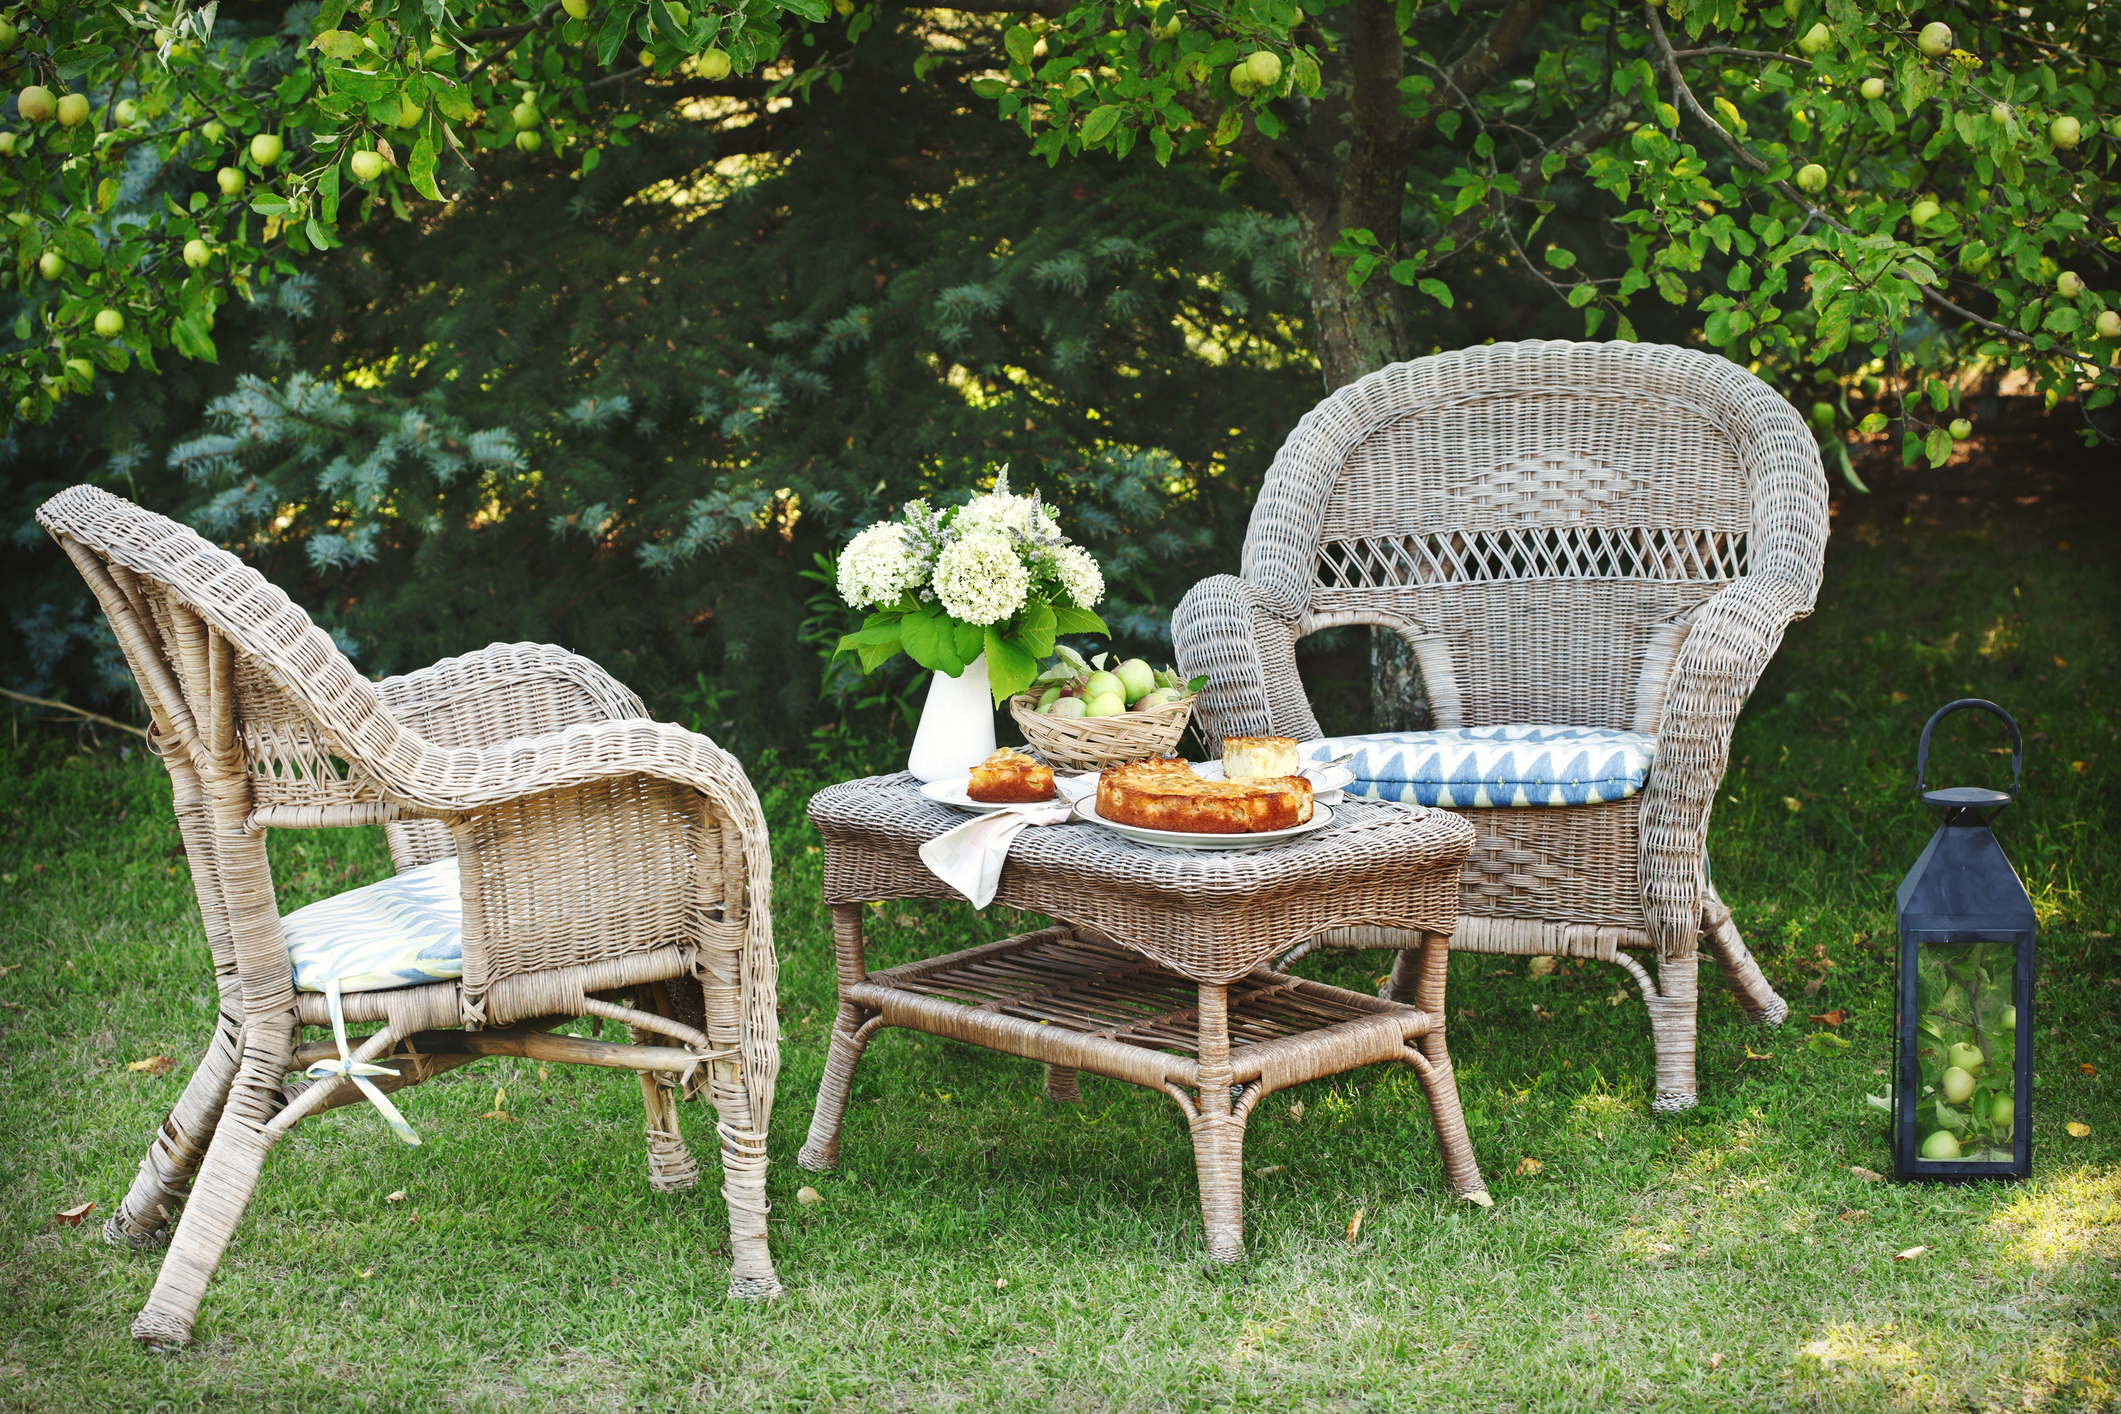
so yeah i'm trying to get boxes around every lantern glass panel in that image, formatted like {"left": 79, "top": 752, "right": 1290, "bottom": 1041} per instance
{"left": 1911, "top": 938, "right": 2019, "bottom": 1164}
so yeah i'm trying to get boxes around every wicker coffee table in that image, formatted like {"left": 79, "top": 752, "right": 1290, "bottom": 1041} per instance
{"left": 798, "top": 774, "right": 1489, "bottom": 1261}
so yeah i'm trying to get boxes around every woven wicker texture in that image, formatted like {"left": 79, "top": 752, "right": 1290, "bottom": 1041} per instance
{"left": 36, "top": 484, "right": 784, "bottom": 1345}
{"left": 1006, "top": 691, "right": 1197, "bottom": 771}
{"left": 1170, "top": 341, "right": 1826, "bottom": 1110}
{"left": 798, "top": 782, "right": 1488, "bottom": 1259}
{"left": 809, "top": 775, "right": 1473, "bottom": 984}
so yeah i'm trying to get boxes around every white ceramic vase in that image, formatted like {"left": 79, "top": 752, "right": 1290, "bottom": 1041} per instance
{"left": 906, "top": 652, "right": 997, "bottom": 783}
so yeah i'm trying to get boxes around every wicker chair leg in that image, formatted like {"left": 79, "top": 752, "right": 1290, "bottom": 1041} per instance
{"left": 708, "top": 1089, "right": 781, "bottom": 1301}
{"left": 127, "top": 1056, "right": 289, "bottom": 1348}
{"left": 1380, "top": 947, "right": 1423, "bottom": 1004}
{"left": 1701, "top": 888, "right": 1788, "bottom": 1028}
{"left": 638, "top": 1071, "right": 701, "bottom": 1194}
{"left": 1044, "top": 1064, "right": 1080, "bottom": 1103}
{"left": 1405, "top": 1049, "right": 1491, "bottom": 1205}
{"left": 1644, "top": 956, "right": 1701, "bottom": 1113}
{"left": 105, "top": 1010, "right": 245, "bottom": 1251}
{"left": 797, "top": 1002, "right": 876, "bottom": 1172}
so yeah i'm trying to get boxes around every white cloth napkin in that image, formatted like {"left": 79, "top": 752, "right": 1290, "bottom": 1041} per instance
{"left": 920, "top": 775, "right": 1098, "bottom": 908}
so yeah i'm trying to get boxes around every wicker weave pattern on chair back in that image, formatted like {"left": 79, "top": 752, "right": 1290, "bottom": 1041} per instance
{"left": 1242, "top": 341, "right": 1825, "bottom": 732}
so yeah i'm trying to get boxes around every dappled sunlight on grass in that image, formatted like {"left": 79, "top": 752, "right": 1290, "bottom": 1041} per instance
{"left": 1984, "top": 1164, "right": 2121, "bottom": 1272}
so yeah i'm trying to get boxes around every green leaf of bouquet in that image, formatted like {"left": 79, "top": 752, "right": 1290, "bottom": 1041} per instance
{"left": 984, "top": 627, "right": 1040, "bottom": 704}
{"left": 1015, "top": 599, "right": 1058, "bottom": 659}
{"left": 857, "top": 638, "right": 902, "bottom": 675}
{"left": 900, "top": 609, "right": 965, "bottom": 675}
{"left": 1051, "top": 605, "right": 1108, "bottom": 637}
{"left": 1184, "top": 674, "right": 1208, "bottom": 694}
{"left": 952, "top": 619, "right": 985, "bottom": 664}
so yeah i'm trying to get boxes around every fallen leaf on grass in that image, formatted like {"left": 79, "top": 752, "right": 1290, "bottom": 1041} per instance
{"left": 0, "top": 962, "right": 19, "bottom": 977}
{"left": 386, "top": 1190, "right": 407, "bottom": 1204}
{"left": 2073, "top": 761, "right": 2090, "bottom": 774}
{"left": 1741, "top": 1047, "right": 1775, "bottom": 1063}
{"left": 2081, "top": 1063, "right": 2098, "bottom": 1077}
{"left": 2068, "top": 1121, "right": 2093, "bottom": 1138}
{"left": 1345, "top": 1208, "right": 1365, "bottom": 1243}
{"left": 1287, "top": 1100, "right": 1305, "bottom": 1123}
{"left": 1866, "top": 1092, "right": 1893, "bottom": 1112}
{"left": 1252, "top": 1165, "right": 1283, "bottom": 1179}
{"left": 994, "top": 1278, "right": 1008, "bottom": 1290}
{"left": 1810, "top": 1009, "right": 1848, "bottom": 1027}
{"left": 126, "top": 1055, "right": 177, "bottom": 1076}
{"left": 1607, "top": 987, "right": 1631, "bottom": 1007}
{"left": 1837, "top": 1209, "right": 1869, "bottom": 1223}
{"left": 53, "top": 1202, "right": 94, "bottom": 1226}
{"left": 1709, "top": 1352, "right": 1726, "bottom": 1370}
{"left": 1803, "top": 978, "right": 1824, "bottom": 997}
{"left": 1850, "top": 1166, "right": 1884, "bottom": 1183}
{"left": 1894, "top": 1246, "right": 1927, "bottom": 1261}
{"left": 482, "top": 1087, "right": 514, "bottom": 1122}
{"left": 1526, "top": 956, "right": 1558, "bottom": 978}
{"left": 795, "top": 1186, "right": 823, "bottom": 1207}
{"left": 1515, "top": 1157, "right": 1544, "bottom": 1177}
{"left": 1805, "top": 1032, "right": 1852, "bottom": 1053}
{"left": 1783, "top": 796, "right": 1802, "bottom": 813}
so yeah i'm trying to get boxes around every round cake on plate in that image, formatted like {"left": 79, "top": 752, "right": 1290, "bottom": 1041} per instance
{"left": 1096, "top": 757, "right": 1312, "bottom": 834}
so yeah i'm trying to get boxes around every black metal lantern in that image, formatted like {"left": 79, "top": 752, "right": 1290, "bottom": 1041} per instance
{"left": 1893, "top": 699, "right": 2036, "bottom": 1182}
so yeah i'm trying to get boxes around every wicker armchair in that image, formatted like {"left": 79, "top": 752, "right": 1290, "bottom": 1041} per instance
{"left": 38, "top": 485, "right": 782, "bottom": 1347}
{"left": 1171, "top": 342, "right": 1828, "bottom": 1110}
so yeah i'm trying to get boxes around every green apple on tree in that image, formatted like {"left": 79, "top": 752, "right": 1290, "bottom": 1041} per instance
{"left": 697, "top": 48, "right": 732, "bottom": 81}
{"left": 1921, "top": 1129, "right": 1962, "bottom": 1160}
{"left": 1949, "top": 418, "right": 1972, "bottom": 439}
{"left": 249, "top": 132, "right": 284, "bottom": 167}
{"left": 1245, "top": 51, "right": 1282, "bottom": 89}
{"left": 2051, "top": 115, "right": 2082, "bottom": 149}
{"left": 54, "top": 93, "right": 87, "bottom": 127}
{"left": 1910, "top": 198, "right": 1941, "bottom": 227}
{"left": 349, "top": 149, "right": 387, "bottom": 182}
{"left": 2057, "top": 271, "right": 2086, "bottom": 298}
{"left": 0, "top": 18, "right": 17, "bottom": 52}
{"left": 1948, "top": 1042, "right": 1985, "bottom": 1073}
{"left": 201, "top": 119, "right": 225, "bottom": 145}
{"left": 515, "top": 130, "right": 542, "bottom": 152}
{"left": 1796, "top": 163, "right": 1827, "bottom": 194}
{"left": 2097, "top": 311, "right": 2121, "bottom": 339}
{"left": 93, "top": 308, "right": 123, "bottom": 336}
{"left": 1860, "top": 77, "right": 1885, "bottom": 100}
{"left": 1941, "top": 1065, "right": 1976, "bottom": 1103}
{"left": 512, "top": 100, "right": 541, "bottom": 130}
{"left": 1797, "top": 22, "right": 1832, "bottom": 56}
{"left": 182, "top": 238, "right": 211, "bottom": 268}
{"left": 36, "top": 250, "right": 62, "bottom": 280}
{"left": 15, "top": 85, "right": 52, "bottom": 122}
{"left": 0, "top": 133, "right": 15, "bottom": 156}
{"left": 1917, "top": 21, "right": 1953, "bottom": 57}
{"left": 114, "top": 99, "right": 138, "bottom": 126}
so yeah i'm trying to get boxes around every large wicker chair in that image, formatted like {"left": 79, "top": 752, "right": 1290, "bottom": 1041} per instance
{"left": 38, "top": 485, "right": 782, "bottom": 1347}
{"left": 1171, "top": 341, "right": 1829, "bottom": 1110}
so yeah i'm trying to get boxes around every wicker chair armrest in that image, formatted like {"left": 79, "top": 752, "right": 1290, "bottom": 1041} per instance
{"left": 1172, "top": 574, "right": 1322, "bottom": 753}
{"left": 1637, "top": 571, "right": 1816, "bottom": 959}
{"left": 372, "top": 642, "right": 648, "bottom": 746}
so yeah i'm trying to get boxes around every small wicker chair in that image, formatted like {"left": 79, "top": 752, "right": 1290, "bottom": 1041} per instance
{"left": 38, "top": 485, "right": 782, "bottom": 1347}
{"left": 1171, "top": 341, "right": 1829, "bottom": 1110}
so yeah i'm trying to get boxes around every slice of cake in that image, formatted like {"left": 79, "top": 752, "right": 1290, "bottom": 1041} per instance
{"left": 966, "top": 748, "right": 1056, "bottom": 803}
{"left": 1224, "top": 735, "right": 1300, "bottom": 780}
{"left": 1098, "top": 757, "right": 1313, "bottom": 834}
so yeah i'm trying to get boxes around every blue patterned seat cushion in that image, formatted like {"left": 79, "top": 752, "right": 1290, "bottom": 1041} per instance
{"left": 283, "top": 857, "right": 465, "bottom": 994}
{"left": 1301, "top": 726, "right": 1656, "bottom": 809}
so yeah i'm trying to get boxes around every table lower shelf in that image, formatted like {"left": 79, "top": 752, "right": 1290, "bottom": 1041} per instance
{"left": 846, "top": 926, "right": 1435, "bottom": 1096}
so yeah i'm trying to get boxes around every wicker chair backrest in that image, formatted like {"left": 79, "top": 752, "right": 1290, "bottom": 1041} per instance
{"left": 1242, "top": 341, "right": 1828, "bottom": 732}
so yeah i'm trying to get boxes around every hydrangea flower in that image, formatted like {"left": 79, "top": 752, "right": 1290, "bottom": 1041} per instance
{"left": 1043, "top": 542, "right": 1104, "bottom": 609}
{"left": 933, "top": 530, "right": 1029, "bottom": 626}
{"left": 836, "top": 520, "right": 923, "bottom": 610}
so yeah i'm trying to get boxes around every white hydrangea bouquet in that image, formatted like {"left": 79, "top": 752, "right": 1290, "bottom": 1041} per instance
{"left": 834, "top": 469, "right": 1109, "bottom": 705}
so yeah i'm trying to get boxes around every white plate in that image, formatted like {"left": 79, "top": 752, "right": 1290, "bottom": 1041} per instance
{"left": 918, "top": 775, "right": 1060, "bottom": 814}
{"left": 1072, "top": 796, "right": 1334, "bottom": 851}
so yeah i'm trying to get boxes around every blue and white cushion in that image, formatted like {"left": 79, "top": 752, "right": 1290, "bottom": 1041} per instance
{"left": 283, "top": 856, "right": 465, "bottom": 994}
{"left": 1301, "top": 726, "right": 1656, "bottom": 809}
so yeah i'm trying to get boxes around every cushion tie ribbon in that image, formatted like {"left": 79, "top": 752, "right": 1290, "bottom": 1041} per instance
{"left": 305, "top": 976, "right": 422, "bottom": 1146}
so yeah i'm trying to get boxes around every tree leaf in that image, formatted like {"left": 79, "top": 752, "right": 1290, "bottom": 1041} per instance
{"left": 1003, "top": 26, "right": 1036, "bottom": 68}
{"left": 310, "top": 28, "right": 363, "bottom": 59}
{"left": 1416, "top": 277, "right": 1453, "bottom": 309}
{"left": 408, "top": 135, "right": 443, "bottom": 202}
{"left": 171, "top": 314, "right": 218, "bottom": 364}
{"left": 1080, "top": 104, "right": 1124, "bottom": 146}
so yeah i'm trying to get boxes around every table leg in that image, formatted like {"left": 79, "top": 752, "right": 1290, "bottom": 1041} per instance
{"left": 1187, "top": 981, "right": 1248, "bottom": 1263}
{"left": 799, "top": 904, "right": 878, "bottom": 1172}
{"left": 1043, "top": 1065, "right": 1080, "bottom": 1103}
{"left": 1402, "top": 932, "right": 1491, "bottom": 1206}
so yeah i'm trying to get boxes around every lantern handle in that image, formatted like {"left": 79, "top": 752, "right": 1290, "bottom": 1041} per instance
{"left": 1915, "top": 698, "right": 2021, "bottom": 805}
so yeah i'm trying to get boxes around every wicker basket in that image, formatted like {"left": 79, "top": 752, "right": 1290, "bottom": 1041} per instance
{"left": 1008, "top": 691, "right": 1197, "bottom": 772}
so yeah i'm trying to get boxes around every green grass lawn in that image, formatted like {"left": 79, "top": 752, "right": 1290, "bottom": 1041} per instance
{"left": 3, "top": 443, "right": 2118, "bottom": 1412}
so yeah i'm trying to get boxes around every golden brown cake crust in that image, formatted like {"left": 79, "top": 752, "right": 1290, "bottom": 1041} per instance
{"left": 1097, "top": 758, "right": 1313, "bottom": 834}
{"left": 967, "top": 748, "right": 1056, "bottom": 803}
